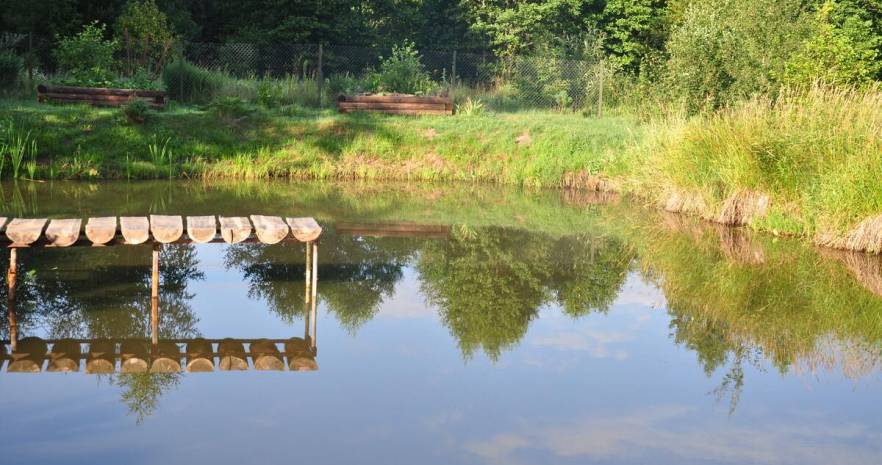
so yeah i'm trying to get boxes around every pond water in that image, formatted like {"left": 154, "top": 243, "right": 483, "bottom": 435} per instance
{"left": 1, "top": 180, "right": 881, "bottom": 465}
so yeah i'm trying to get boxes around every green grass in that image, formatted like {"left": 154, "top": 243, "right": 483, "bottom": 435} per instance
{"left": 2, "top": 83, "right": 882, "bottom": 251}
{"left": 0, "top": 98, "right": 639, "bottom": 186}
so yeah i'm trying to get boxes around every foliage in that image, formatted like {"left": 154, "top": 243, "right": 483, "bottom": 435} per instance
{"left": 664, "top": 0, "right": 813, "bottom": 112}
{"left": 54, "top": 22, "right": 119, "bottom": 87}
{"left": 114, "top": 0, "right": 177, "bottom": 77}
{"left": 782, "top": 0, "right": 882, "bottom": 86}
{"left": 162, "top": 58, "right": 220, "bottom": 102}
{"left": 601, "top": 0, "right": 670, "bottom": 73}
{"left": 367, "top": 41, "right": 435, "bottom": 95}
{"left": 0, "top": 50, "right": 21, "bottom": 87}
{"left": 456, "top": 97, "right": 485, "bottom": 115}
{"left": 123, "top": 99, "right": 151, "bottom": 124}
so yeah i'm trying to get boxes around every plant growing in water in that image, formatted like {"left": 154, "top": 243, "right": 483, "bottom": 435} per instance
{"left": 4, "top": 126, "right": 37, "bottom": 179}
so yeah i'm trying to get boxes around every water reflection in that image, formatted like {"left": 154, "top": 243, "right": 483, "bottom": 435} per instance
{"left": 1, "top": 181, "right": 882, "bottom": 455}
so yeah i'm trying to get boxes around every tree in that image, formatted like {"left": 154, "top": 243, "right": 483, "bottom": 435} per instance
{"left": 783, "top": 0, "right": 882, "bottom": 86}
{"left": 601, "top": 0, "right": 669, "bottom": 73}
{"left": 115, "top": 0, "right": 177, "bottom": 77}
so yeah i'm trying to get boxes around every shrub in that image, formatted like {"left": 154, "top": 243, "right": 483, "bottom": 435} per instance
{"left": 123, "top": 100, "right": 151, "bottom": 124}
{"left": 0, "top": 51, "right": 22, "bottom": 88}
{"left": 115, "top": 0, "right": 177, "bottom": 77}
{"left": 209, "top": 96, "right": 254, "bottom": 120}
{"left": 368, "top": 41, "right": 435, "bottom": 94}
{"left": 54, "top": 22, "right": 119, "bottom": 87}
{"left": 162, "top": 59, "right": 220, "bottom": 102}
{"left": 456, "top": 97, "right": 486, "bottom": 116}
{"left": 782, "top": 0, "right": 881, "bottom": 87}
{"left": 325, "top": 73, "right": 364, "bottom": 97}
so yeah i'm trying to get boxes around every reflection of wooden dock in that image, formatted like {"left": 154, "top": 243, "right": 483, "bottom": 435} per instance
{"left": 1, "top": 337, "right": 318, "bottom": 373}
{"left": 336, "top": 222, "right": 450, "bottom": 239}
{"left": 3, "top": 215, "right": 323, "bottom": 373}
{"left": 0, "top": 215, "right": 322, "bottom": 247}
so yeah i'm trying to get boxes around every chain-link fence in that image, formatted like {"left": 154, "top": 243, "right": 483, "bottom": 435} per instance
{"left": 3, "top": 34, "right": 617, "bottom": 113}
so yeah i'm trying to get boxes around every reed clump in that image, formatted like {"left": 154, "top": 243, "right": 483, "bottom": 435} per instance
{"left": 625, "top": 84, "right": 882, "bottom": 251}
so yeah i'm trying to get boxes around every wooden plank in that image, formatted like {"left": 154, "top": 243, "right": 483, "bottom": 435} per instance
{"left": 186, "top": 339, "right": 214, "bottom": 372}
{"left": 338, "top": 102, "right": 448, "bottom": 110}
{"left": 47, "top": 339, "right": 80, "bottom": 372}
{"left": 187, "top": 216, "right": 217, "bottom": 243}
{"left": 151, "top": 342, "right": 182, "bottom": 373}
{"left": 150, "top": 215, "right": 183, "bottom": 243}
{"left": 120, "top": 340, "right": 149, "bottom": 373}
{"left": 218, "top": 339, "right": 248, "bottom": 370}
{"left": 338, "top": 108, "right": 452, "bottom": 115}
{"left": 38, "top": 84, "right": 167, "bottom": 98}
{"left": 341, "top": 95, "right": 451, "bottom": 104}
{"left": 285, "top": 337, "right": 318, "bottom": 371}
{"left": 8, "top": 337, "right": 47, "bottom": 373}
{"left": 5, "top": 218, "right": 48, "bottom": 246}
{"left": 250, "top": 339, "right": 284, "bottom": 371}
{"left": 249, "top": 215, "right": 289, "bottom": 244}
{"left": 286, "top": 217, "right": 322, "bottom": 242}
{"left": 86, "top": 339, "right": 115, "bottom": 374}
{"left": 45, "top": 218, "right": 82, "bottom": 247}
{"left": 85, "top": 217, "right": 117, "bottom": 245}
{"left": 219, "top": 216, "right": 252, "bottom": 244}
{"left": 120, "top": 217, "right": 150, "bottom": 244}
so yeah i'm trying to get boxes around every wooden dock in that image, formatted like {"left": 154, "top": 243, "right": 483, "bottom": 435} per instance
{"left": 3, "top": 214, "right": 322, "bottom": 373}
{"left": 1, "top": 337, "right": 318, "bottom": 373}
{"left": 0, "top": 215, "right": 322, "bottom": 247}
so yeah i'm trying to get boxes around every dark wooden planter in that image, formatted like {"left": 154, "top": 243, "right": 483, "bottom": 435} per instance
{"left": 337, "top": 94, "right": 453, "bottom": 115}
{"left": 37, "top": 84, "right": 167, "bottom": 108}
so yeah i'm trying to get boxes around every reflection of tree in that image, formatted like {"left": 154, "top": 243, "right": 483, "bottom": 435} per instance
{"left": 1, "top": 245, "right": 203, "bottom": 340}
{"left": 549, "top": 235, "right": 634, "bottom": 317}
{"left": 418, "top": 226, "right": 634, "bottom": 361}
{"left": 0, "top": 244, "right": 202, "bottom": 424}
{"left": 224, "top": 233, "right": 416, "bottom": 332}
{"left": 114, "top": 373, "right": 182, "bottom": 425}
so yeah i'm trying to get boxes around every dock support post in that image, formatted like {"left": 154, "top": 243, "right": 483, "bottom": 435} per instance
{"left": 151, "top": 243, "right": 160, "bottom": 346}
{"left": 305, "top": 241, "right": 312, "bottom": 303}
{"left": 310, "top": 242, "right": 318, "bottom": 349}
{"left": 7, "top": 248, "right": 17, "bottom": 351}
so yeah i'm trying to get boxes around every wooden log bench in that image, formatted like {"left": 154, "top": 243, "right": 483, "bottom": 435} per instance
{"left": 37, "top": 84, "right": 167, "bottom": 108}
{"left": 337, "top": 94, "right": 453, "bottom": 115}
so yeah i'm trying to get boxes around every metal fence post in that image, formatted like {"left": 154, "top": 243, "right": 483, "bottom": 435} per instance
{"left": 451, "top": 50, "right": 457, "bottom": 89}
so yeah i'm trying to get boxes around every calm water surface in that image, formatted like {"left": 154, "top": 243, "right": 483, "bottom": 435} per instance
{"left": 1, "top": 181, "right": 881, "bottom": 465}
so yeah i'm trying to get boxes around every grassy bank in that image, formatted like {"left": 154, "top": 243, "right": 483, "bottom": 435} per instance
{"left": 0, "top": 99, "right": 637, "bottom": 186}
{"left": 2, "top": 84, "right": 881, "bottom": 252}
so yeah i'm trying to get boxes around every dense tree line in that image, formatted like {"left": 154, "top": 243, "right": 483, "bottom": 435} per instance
{"left": 2, "top": 0, "right": 880, "bottom": 111}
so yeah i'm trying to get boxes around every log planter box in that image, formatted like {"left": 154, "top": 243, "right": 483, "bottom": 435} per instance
{"left": 37, "top": 84, "right": 167, "bottom": 109}
{"left": 337, "top": 94, "right": 453, "bottom": 115}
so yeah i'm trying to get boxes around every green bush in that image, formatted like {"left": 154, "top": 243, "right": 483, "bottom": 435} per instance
{"left": 0, "top": 51, "right": 22, "bottom": 88}
{"left": 162, "top": 59, "right": 220, "bottom": 102}
{"left": 123, "top": 100, "right": 151, "bottom": 124}
{"left": 325, "top": 73, "right": 364, "bottom": 97}
{"left": 782, "top": 0, "right": 881, "bottom": 86}
{"left": 367, "top": 41, "right": 435, "bottom": 94}
{"left": 114, "top": 0, "right": 177, "bottom": 77}
{"left": 54, "top": 22, "right": 119, "bottom": 87}
{"left": 208, "top": 96, "right": 254, "bottom": 120}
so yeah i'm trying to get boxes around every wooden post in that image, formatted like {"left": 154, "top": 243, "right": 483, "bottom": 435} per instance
{"left": 310, "top": 242, "right": 318, "bottom": 349}
{"left": 317, "top": 44, "right": 324, "bottom": 106}
{"left": 305, "top": 241, "right": 311, "bottom": 304}
{"left": 151, "top": 243, "right": 160, "bottom": 347}
{"left": 7, "top": 249, "right": 17, "bottom": 352}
